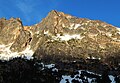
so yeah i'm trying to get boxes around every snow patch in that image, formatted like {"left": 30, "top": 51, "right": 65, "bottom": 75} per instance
{"left": 69, "top": 23, "right": 81, "bottom": 29}
{"left": 62, "top": 24, "right": 66, "bottom": 28}
{"left": 51, "top": 34, "right": 83, "bottom": 41}
{"left": 87, "top": 57, "right": 101, "bottom": 60}
{"left": 106, "top": 33, "right": 112, "bottom": 37}
{"left": 117, "top": 28, "right": 120, "bottom": 35}
{"left": 45, "top": 64, "right": 55, "bottom": 69}
{"left": 109, "top": 75, "right": 115, "bottom": 83}
{"left": 117, "top": 28, "right": 120, "bottom": 31}
{"left": 60, "top": 70, "right": 115, "bottom": 83}
{"left": 60, "top": 70, "right": 101, "bottom": 83}
{"left": 36, "top": 31, "right": 40, "bottom": 34}
{"left": 0, "top": 44, "right": 34, "bottom": 60}
{"left": 58, "top": 34, "right": 81, "bottom": 41}
{"left": 44, "top": 30, "right": 49, "bottom": 35}
{"left": 69, "top": 23, "right": 74, "bottom": 29}
{"left": 74, "top": 24, "right": 81, "bottom": 29}
{"left": 112, "top": 38, "right": 120, "bottom": 42}
{"left": 117, "top": 31, "right": 120, "bottom": 35}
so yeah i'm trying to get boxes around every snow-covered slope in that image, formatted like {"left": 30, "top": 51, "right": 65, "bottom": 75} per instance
{"left": 0, "top": 44, "right": 33, "bottom": 60}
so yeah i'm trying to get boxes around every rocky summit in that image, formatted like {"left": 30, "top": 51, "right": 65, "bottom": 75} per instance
{"left": 0, "top": 10, "right": 120, "bottom": 64}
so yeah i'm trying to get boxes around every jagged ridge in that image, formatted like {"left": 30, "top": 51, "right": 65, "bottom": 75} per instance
{"left": 0, "top": 10, "right": 120, "bottom": 63}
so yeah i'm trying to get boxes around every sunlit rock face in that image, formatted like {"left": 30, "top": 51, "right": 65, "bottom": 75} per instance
{"left": 0, "top": 10, "right": 120, "bottom": 62}
{"left": 0, "top": 18, "right": 23, "bottom": 45}
{"left": 33, "top": 10, "right": 120, "bottom": 62}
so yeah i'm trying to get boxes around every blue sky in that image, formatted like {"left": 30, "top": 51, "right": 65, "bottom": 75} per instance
{"left": 0, "top": 0, "right": 120, "bottom": 27}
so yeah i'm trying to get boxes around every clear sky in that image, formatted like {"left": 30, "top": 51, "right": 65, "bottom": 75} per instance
{"left": 0, "top": 0, "right": 120, "bottom": 27}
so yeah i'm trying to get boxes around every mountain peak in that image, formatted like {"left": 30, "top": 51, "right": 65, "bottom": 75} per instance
{"left": 0, "top": 11, "right": 120, "bottom": 66}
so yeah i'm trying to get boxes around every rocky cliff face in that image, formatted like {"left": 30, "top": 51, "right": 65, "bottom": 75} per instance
{"left": 0, "top": 18, "right": 23, "bottom": 45}
{"left": 0, "top": 10, "right": 120, "bottom": 62}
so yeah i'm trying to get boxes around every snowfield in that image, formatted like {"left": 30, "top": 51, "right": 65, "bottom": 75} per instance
{"left": 0, "top": 44, "right": 34, "bottom": 60}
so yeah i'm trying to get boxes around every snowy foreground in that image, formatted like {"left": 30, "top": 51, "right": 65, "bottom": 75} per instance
{"left": 0, "top": 44, "right": 118, "bottom": 83}
{"left": 60, "top": 72, "right": 115, "bottom": 83}
{"left": 46, "top": 64, "right": 116, "bottom": 83}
